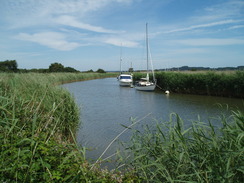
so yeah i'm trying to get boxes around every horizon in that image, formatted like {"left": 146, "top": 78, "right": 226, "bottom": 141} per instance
{"left": 0, "top": 0, "right": 244, "bottom": 71}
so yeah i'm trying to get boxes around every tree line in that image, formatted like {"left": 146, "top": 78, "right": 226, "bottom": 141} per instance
{"left": 0, "top": 60, "right": 106, "bottom": 73}
{"left": 157, "top": 65, "right": 244, "bottom": 71}
{"left": 0, "top": 60, "right": 18, "bottom": 72}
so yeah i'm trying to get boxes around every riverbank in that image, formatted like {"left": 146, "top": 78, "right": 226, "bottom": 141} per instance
{"left": 134, "top": 71, "right": 244, "bottom": 98}
{"left": 0, "top": 72, "right": 134, "bottom": 182}
{"left": 1, "top": 72, "right": 243, "bottom": 182}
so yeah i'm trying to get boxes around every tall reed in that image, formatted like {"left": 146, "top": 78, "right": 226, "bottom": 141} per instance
{"left": 2, "top": 72, "right": 242, "bottom": 182}
{"left": 0, "top": 72, "right": 130, "bottom": 182}
{"left": 123, "top": 111, "right": 244, "bottom": 182}
{"left": 133, "top": 71, "right": 244, "bottom": 98}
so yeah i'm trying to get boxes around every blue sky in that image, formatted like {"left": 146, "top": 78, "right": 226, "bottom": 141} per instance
{"left": 0, "top": 0, "right": 244, "bottom": 71}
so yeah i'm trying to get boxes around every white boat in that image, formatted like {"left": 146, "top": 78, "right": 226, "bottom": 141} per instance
{"left": 118, "top": 74, "right": 133, "bottom": 86}
{"left": 117, "top": 45, "right": 133, "bottom": 87}
{"left": 135, "top": 23, "right": 156, "bottom": 91}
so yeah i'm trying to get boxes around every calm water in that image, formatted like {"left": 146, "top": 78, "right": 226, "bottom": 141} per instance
{"left": 62, "top": 77, "right": 243, "bottom": 167}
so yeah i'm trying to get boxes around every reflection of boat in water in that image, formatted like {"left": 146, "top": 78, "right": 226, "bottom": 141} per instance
{"left": 117, "top": 44, "right": 133, "bottom": 87}
{"left": 118, "top": 74, "right": 133, "bottom": 86}
{"left": 135, "top": 23, "right": 156, "bottom": 91}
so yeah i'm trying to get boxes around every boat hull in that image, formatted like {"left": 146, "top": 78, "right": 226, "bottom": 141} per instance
{"left": 135, "top": 84, "right": 156, "bottom": 91}
{"left": 119, "top": 81, "right": 132, "bottom": 86}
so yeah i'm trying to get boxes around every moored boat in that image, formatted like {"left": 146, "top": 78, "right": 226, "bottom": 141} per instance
{"left": 117, "top": 44, "right": 133, "bottom": 87}
{"left": 135, "top": 23, "right": 156, "bottom": 91}
{"left": 118, "top": 74, "right": 133, "bottom": 86}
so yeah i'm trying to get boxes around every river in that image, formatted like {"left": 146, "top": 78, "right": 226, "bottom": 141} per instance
{"left": 62, "top": 77, "right": 243, "bottom": 168}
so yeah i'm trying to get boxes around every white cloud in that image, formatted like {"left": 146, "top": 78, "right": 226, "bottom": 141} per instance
{"left": 104, "top": 37, "right": 139, "bottom": 47}
{"left": 54, "top": 15, "right": 121, "bottom": 33}
{"left": 192, "top": 0, "right": 244, "bottom": 22}
{"left": 171, "top": 38, "right": 244, "bottom": 46}
{"left": 164, "top": 19, "right": 241, "bottom": 34}
{"left": 228, "top": 25, "right": 244, "bottom": 30}
{"left": 16, "top": 32, "right": 80, "bottom": 51}
{"left": 158, "top": 1, "right": 244, "bottom": 36}
{"left": 2, "top": 0, "right": 135, "bottom": 29}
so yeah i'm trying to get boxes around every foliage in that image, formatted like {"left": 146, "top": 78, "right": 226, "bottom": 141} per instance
{"left": 123, "top": 112, "right": 244, "bottom": 182}
{"left": 128, "top": 68, "right": 134, "bottom": 72}
{"left": 48, "top": 63, "right": 80, "bottom": 73}
{"left": 49, "top": 62, "right": 65, "bottom": 72}
{"left": 2, "top": 72, "right": 242, "bottom": 182}
{"left": 0, "top": 72, "right": 135, "bottom": 182}
{"left": 96, "top": 68, "right": 106, "bottom": 73}
{"left": 134, "top": 71, "right": 244, "bottom": 98}
{"left": 0, "top": 60, "right": 18, "bottom": 72}
{"left": 86, "top": 69, "right": 94, "bottom": 73}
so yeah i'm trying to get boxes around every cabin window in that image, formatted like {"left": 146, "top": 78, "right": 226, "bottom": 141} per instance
{"left": 120, "top": 76, "right": 131, "bottom": 79}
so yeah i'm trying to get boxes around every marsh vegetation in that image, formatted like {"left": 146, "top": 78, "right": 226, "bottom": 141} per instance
{"left": 0, "top": 72, "right": 243, "bottom": 182}
{"left": 134, "top": 71, "right": 244, "bottom": 98}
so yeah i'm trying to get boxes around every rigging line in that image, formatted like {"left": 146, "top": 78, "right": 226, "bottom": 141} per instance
{"left": 147, "top": 30, "right": 156, "bottom": 82}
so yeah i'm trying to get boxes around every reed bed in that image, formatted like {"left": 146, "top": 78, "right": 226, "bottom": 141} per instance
{"left": 123, "top": 111, "right": 244, "bottom": 182}
{"left": 1, "top": 72, "right": 243, "bottom": 182}
{"left": 134, "top": 71, "right": 244, "bottom": 98}
{"left": 0, "top": 72, "right": 131, "bottom": 182}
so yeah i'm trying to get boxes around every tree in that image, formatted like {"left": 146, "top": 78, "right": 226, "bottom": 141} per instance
{"left": 64, "top": 67, "right": 79, "bottom": 72}
{"left": 128, "top": 67, "right": 134, "bottom": 72}
{"left": 96, "top": 68, "right": 106, "bottom": 73}
{"left": 49, "top": 63, "right": 64, "bottom": 72}
{"left": 87, "top": 69, "right": 94, "bottom": 73}
{"left": 0, "top": 60, "right": 18, "bottom": 72}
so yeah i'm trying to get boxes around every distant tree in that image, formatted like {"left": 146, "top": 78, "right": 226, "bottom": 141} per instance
{"left": 237, "top": 66, "right": 244, "bottom": 70}
{"left": 0, "top": 60, "right": 18, "bottom": 72}
{"left": 87, "top": 69, "right": 94, "bottom": 73}
{"left": 64, "top": 67, "right": 79, "bottom": 72}
{"left": 49, "top": 63, "right": 64, "bottom": 72}
{"left": 96, "top": 68, "right": 106, "bottom": 73}
{"left": 18, "top": 69, "right": 28, "bottom": 73}
{"left": 128, "top": 67, "right": 134, "bottom": 72}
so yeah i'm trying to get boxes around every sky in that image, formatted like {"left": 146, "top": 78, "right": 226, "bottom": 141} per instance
{"left": 0, "top": 0, "right": 244, "bottom": 71}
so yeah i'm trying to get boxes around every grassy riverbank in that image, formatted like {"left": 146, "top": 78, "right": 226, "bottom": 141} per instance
{"left": 1, "top": 72, "right": 243, "bottom": 182}
{"left": 0, "top": 72, "right": 134, "bottom": 182}
{"left": 134, "top": 71, "right": 244, "bottom": 98}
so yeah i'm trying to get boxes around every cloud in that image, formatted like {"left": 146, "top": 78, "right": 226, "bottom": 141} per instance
{"left": 54, "top": 15, "right": 121, "bottom": 33}
{"left": 158, "top": 1, "right": 244, "bottom": 36}
{"left": 15, "top": 32, "right": 80, "bottom": 51}
{"left": 164, "top": 19, "right": 241, "bottom": 34}
{"left": 228, "top": 25, "right": 244, "bottom": 30}
{"left": 171, "top": 38, "right": 244, "bottom": 46}
{"left": 191, "top": 0, "right": 244, "bottom": 22}
{"left": 104, "top": 37, "right": 139, "bottom": 47}
{"left": 2, "top": 0, "right": 135, "bottom": 29}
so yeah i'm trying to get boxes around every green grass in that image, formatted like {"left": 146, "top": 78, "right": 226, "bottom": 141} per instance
{"left": 122, "top": 111, "right": 244, "bottom": 182}
{"left": 0, "top": 72, "right": 136, "bottom": 182}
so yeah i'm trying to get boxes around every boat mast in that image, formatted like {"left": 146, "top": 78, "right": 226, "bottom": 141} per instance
{"left": 120, "top": 44, "right": 122, "bottom": 74}
{"left": 146, "top": 23, "right": 149, "bottom": 74}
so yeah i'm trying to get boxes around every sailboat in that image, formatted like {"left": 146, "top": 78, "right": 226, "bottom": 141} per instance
{"left": 135, "top": 23, "right": 156, "bottom": 91}
{"left": 117, "top": 45, "right": 133, "bottom": 87}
